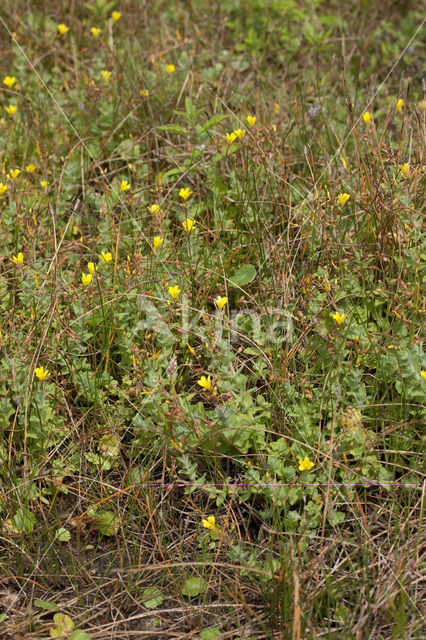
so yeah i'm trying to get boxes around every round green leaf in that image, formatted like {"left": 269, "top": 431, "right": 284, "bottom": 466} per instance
{"left": 142, "top": 587, "right": 164, "bottom": 609}
{"left": 69, "top": 631, "right": 92, "bottom": 640}
{"left": 200, "top": 627, "right": 221, "bottom": 639}
{"left": 181, "top": 577, "right": 207, "bottom": 598}
{"left": 95, "top": 511, "right": 119, "bottom": 536}
{"left": 56, "top": 527, "right": 71, "bottom": 543}
{"left": 229, "top": 264, "right": 256, "bottom": 287}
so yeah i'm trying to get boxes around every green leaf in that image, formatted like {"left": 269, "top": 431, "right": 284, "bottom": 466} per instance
{"left": 142, "top": 587, "right": 164, "bottom": 609}
{"left": 199, "top": 114, "right": 228, "bottom": 134}
{"left": 13, "top": 507, "right": 36, "bottom": 533}
{"left": 34, "top": 599, "right": 58, "bottom": 611}
{"left": 157, "top": 124, "right": 188, "bottom": 135}
{"left": 95, "top": 511, "right": 119, "bottom": 536}
{"left": 56, "top": 527, "right": 71, "bottom": 543}
{"left": 200, "top": 627, "right": 221, "bottom": 639}
{"left": 69, "top": 631, "right": 92, "bottom": 640}
{"left": 181, "top": 576, "right": 207, "bottom": 598}
{"left": 0, "top": 614, "right": 7, "bottom": 622}
{"left": 98, "top": 433, "right": 120, "bottom": 459}
{"left": 229, "top": 264, "right": 257, "bottom": 287}
{"left": 50, "top": 613, "right": 74, "bottom": 637}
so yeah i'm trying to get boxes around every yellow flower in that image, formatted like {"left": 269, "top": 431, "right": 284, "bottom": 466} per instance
{"left": 12, "top": 252, "right": 23, "bottom": 265}
{"left": 201, "top": 515, "right": 216, "bottom": 530}
{"left": 396, "top": 99, "right": 404, "bottom": 112}
{"left": 3, "top": 76, "right": 16, "bottom": 88}
{"left": 298, "top": 457, "right": 314, "bottom": 471}
{"left": 197, "top": 375, "right": 212, "bottom": 391}
{"left": 168, "top": 285, "right": 181, "bottom": 300}
{"left": 57, "top": 24, "right": 69, "bottom": 35}
{"left": 171, "top": 439, "right": 183, "bottom": 451}
{"left": 215, "top": 295, "right": 227, "bottom": 310}
{"left": 101, "top": 70, "right": 112, "bottom": 84}
{"left": 9, "top": 168, "right": 20, "bottom": 180}
{"left": 332, "top": 311, "right": 346, "bottom": 325}
{"left": 362, "top": 111, "right": 371, "bottom": 124}
{"left": 81, "top": 272, "right": 92, "bottom": 286}
{"left": 226, "top": 132, "right": 237, "bottom": 144}
{"left": 90, "top": 27, "right": 101, "bottom": 37}
{"left": 120, "top": 179, "right": 130, "bottom": 192}
{"left": 35, "top": 366, "right": 50, "bottom": 381}
{"left": 246, "top": 115, "right": 256, "bottom": 127}
{"left": 274, "top": 102, "right": 279, "bottom": 114}
{"left": 420, "top": 370, "right": 426, "bottom": 381}
{"left": 87, "top": 262, "right": 97, "bottom": 274}
{"left": 420, "top": 100, "right": 426, "bottom": 110}
{"left": 233, "top": 128, "right": 245, "bottom": 140}
{"left": 40, "top": 180, "right": 48, "bottom": 189}
{"left": 338, "top": 192, "right": 350, "bottom": 206}
{"left": 111, "top": 11, "right": 121, "bottom": 23}
{"left": 179, "top": 187, "right": 192, "bottom": 201}
{"left": 186, "top": 342, "right": 195, "bottom": 355}
{"left": 26, "top": 164, "right": 36, "bottom": 173}
{"left": 340, "top": 156, "right": 347, "bottom": 170}
{"left": 140, "top": 89, "right": 149, "bottom": 97}
{"left": 0, "top": 182, "right": 8, "bottom": 195}
{"left": 153, "top": 236, "right": 164, "bottom": 250}
{"left": 398, "top": 163, "right": 409, "bottom": 177}
{"left": 148, "top": 203, "right": 161, "bottom": 215}
{"left": 182, "top": 217, "right": 196, "bottom": 232}
{"left": 5, "top": 105, "right": 16, "bottom": 116}
{"left": 100, "top": 251, "right": 112, "bottom": 264}
{"left": 166, "top": 64, "right": 175, "bottom": 74}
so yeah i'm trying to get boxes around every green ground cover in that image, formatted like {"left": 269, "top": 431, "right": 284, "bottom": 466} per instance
{"left": 0, "top": 1, "right": 425, "bottom": 638}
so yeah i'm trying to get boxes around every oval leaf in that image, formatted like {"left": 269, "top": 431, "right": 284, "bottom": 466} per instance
{"left": 56, "top": 527, "right": 71, "bottom": 543}
{"left": 13, "top": 507, "right": 36, "bottom": 533}
{"left": 142, "top": 587, "right": 164, "bottom": 609}
{"left": 34, "top": 599, "right": 58, "bottom": 611}
{"left": 95, "top": 511, "right": 119, "bottom": 536}
{"left": 69, "top": 631, "right": 92, "bottom": 640}
{"left": 181, "top": 576, "right": 207, "bottom": 598}
{"left": 229, "top": 264, "right": 257, "bottom": 287}
{"left": 200, "top": 627, "right": 221, "bottom": 639}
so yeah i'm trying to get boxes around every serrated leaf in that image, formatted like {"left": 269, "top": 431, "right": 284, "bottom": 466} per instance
{"left": 181, "top": 576, "right": 207, "bottom": 597}
{"left": 157, "top": 124, "right": 188, "bottom": 135}
{"left": 142, "top": 587, "right": 164, "bottom": 609}
{"left": 229, "top": 264, "right": 257, "bottom": 287}
{"left": 199, "top": 114, "right": 228, "bottom": 134}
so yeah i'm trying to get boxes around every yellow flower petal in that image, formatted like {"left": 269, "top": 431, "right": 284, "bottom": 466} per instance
{"left": 362, "top": 111, "right": 371, "bottom": 124}
{"left": 168, "top": 285, "right": 181, "bottom": 300}
{"left": 197, "top": 375, "right": 212, "bottom": 391}
{"left": 182, "top": 217, "right": 196, "bottom": 232}
{"left": 3, "top": 76, "right": 16, "bottom": 88}
{"left": 35, "top": 366, "right": 50, "bottom": 381}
